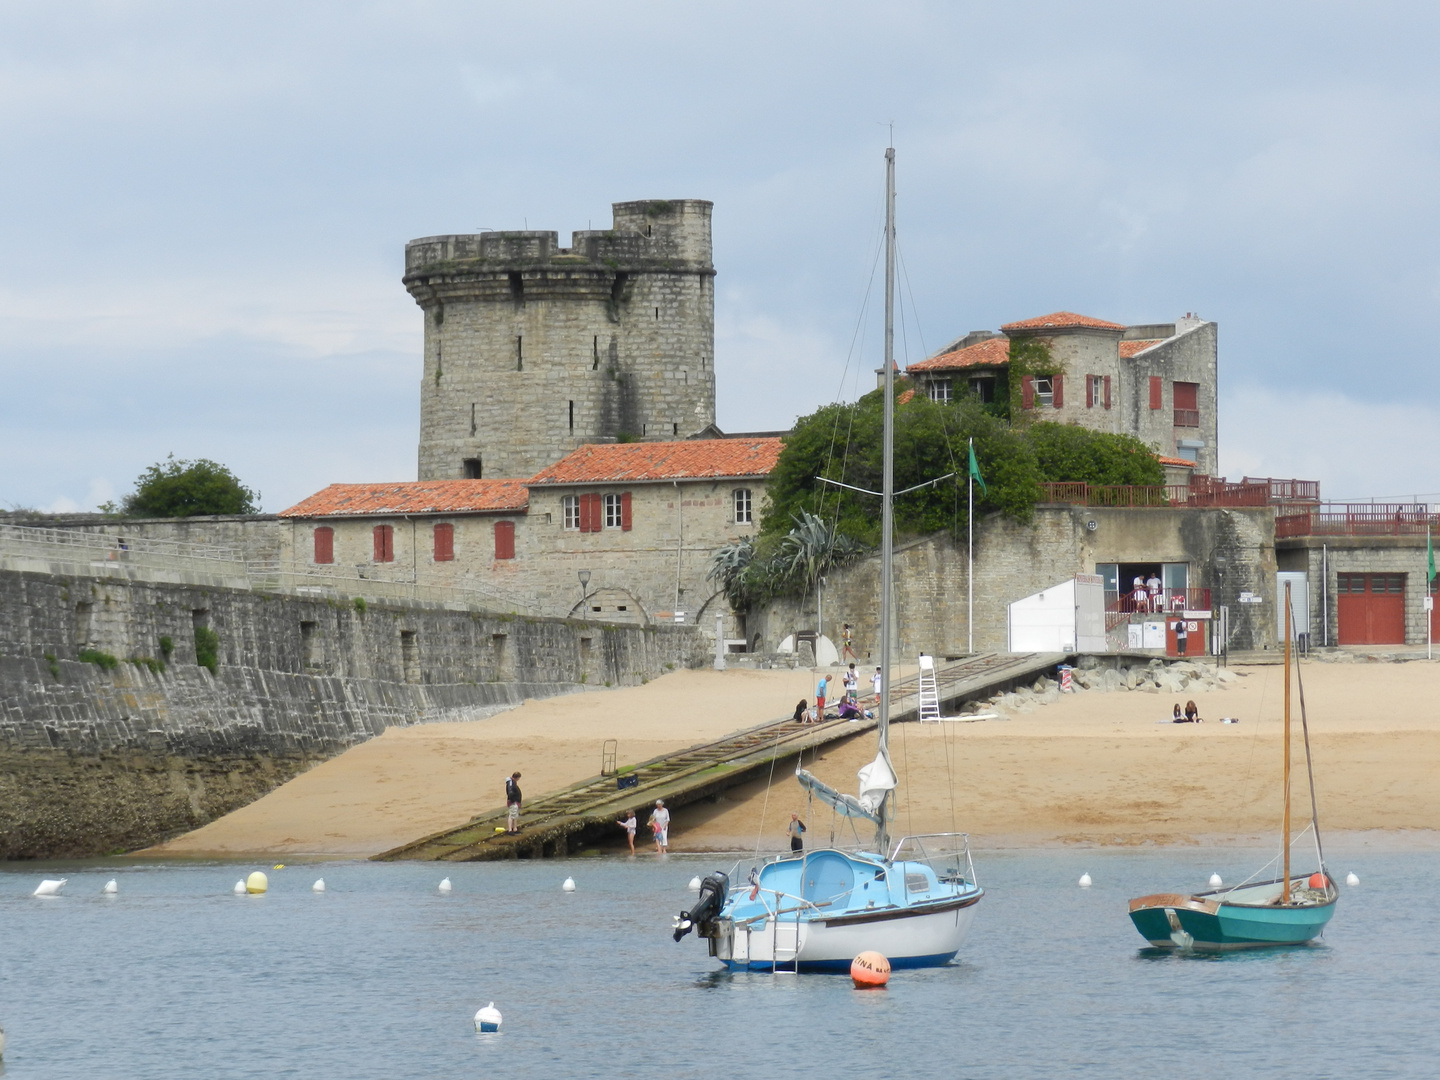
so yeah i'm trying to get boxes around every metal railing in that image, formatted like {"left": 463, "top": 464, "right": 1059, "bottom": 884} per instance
{"left": 1042, "top": 476, "right": 1320, "bottom": 510}
{"left": 1103, "top": 587, "right": 1212, "bottom": 630}
{"left": 1173, "top": 408, "right": 1200, "bottom": 428}
{"left": 1275, "top": 504, "right": 1440, "bottom": 538}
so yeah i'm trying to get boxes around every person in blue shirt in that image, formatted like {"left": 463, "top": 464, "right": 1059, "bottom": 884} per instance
{"left": 816, "top": 675, "right": 828, "bottom": 719}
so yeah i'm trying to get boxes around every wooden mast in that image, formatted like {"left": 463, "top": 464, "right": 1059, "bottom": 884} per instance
{"left": 1282, "top": 582, "right": 1292, "bottom": 904}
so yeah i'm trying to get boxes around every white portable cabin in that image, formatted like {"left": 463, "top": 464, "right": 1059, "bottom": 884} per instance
{"left": 1007, "top": 574, "right": 1107, "bottom": 653}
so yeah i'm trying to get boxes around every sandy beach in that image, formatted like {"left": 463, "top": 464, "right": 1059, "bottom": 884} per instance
{"left": 150, "top": 659, "right": 1440, "bottom": 858}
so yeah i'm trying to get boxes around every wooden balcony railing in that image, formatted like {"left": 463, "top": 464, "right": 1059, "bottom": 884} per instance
{"left": 1275, "top": 505, "right": 1440, "bottom": 538}
{"left": 1173, "top": 409, "right": 1200, "bottom": 428}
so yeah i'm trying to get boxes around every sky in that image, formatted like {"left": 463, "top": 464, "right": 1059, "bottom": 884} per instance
{"left": 2, "top": 1, "right": 1438, "bottom": 514}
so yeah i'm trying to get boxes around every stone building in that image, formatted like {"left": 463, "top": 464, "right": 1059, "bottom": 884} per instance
{"left": 905, "top": 311, "right": 1219, "bottom": 474}
{"left": 278, "top": 438, "right": 781, "bottom": 631}
{"left": 404, "top": 199, "right": 717, "bottom": 481}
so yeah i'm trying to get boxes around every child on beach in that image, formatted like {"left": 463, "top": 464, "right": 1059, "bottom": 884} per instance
{"left": 616, "top": 809, "right": 637, "bottom": 854}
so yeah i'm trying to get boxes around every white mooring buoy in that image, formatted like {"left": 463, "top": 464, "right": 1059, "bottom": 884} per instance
{"left": 562, "top": 876, "right": 577, "bottom": 893}
{"left": 1209, "top": 873, "right": 1223, "bottom": 887}
{"left": 1078, "top": 873, "right": 1092, "bottom": 888}
{"left": 474, "top": 1002, "right": 502, "bottom": 1033}
{"left": 1346, "top": 872, "right": 1360, "bottom": 886}
{"left": 438, "top": 877, "right": 453, "bottom": 894}
{"left": 233, "top": 880, "right": 246, "bottom": 895}
{"left": 312, "top": 878, "right": 325, "bottom": 893}
{"left": 688, "top": 876, "right": 702, "bottom": 891}
{"left": 33, "top": 879, "right": 66, "bottom": 897}
{"left": 103, "top": 879, "right": 119, "bottom": 894}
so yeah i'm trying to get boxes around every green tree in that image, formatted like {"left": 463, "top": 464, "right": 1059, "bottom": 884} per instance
{"left": 1028, "top": 422, "right": 1165, "bottom": 486}
{"left": 106, "top": 455, "right": 260, "bottom": 517}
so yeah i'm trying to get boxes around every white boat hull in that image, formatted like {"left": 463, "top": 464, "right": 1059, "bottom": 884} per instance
{"left": 715, "top": 895, "right": 980, "bottom": 971}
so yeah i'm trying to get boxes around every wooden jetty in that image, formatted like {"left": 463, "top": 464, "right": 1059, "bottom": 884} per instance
{"left": 372, "top": 651, "right": 1070, "bottom": 861}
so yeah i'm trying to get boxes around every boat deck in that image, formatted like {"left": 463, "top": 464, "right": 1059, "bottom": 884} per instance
{"left": 372, "top": 650, "right": 1070, "bottom": 861}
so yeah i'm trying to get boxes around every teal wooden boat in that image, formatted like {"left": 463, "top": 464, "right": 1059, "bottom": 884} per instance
{"left": 1129, "top": 584, "right": 1337, "bottom": 950}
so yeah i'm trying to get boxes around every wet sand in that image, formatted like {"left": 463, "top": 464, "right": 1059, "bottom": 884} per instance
{"left": 149, "top": 660, "right": 1440, "bottom": 857}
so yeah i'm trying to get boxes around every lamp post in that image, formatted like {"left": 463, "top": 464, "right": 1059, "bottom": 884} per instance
{"left": 578, "top": 569, "right": 591, "bottom": 619}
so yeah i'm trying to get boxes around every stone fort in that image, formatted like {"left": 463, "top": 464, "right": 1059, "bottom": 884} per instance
{"left": 405, "top": 199, "right": 717, "bottom": 481}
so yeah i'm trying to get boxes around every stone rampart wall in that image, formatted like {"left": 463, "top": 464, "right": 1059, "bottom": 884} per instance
{"left": 0, "top": 567, "right": 706, "bottom": 857}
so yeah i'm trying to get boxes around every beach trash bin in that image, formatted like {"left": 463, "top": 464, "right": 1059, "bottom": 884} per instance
{"left": 617, "top": 773, "right": 639, "bottom": 790}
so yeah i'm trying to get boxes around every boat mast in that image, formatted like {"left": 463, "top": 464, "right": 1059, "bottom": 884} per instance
{"left": 1282, "top": 582, "right": 1292, "bottom": 904}
{"left": 877, "top": 145, "right": 896, "bottom": 857}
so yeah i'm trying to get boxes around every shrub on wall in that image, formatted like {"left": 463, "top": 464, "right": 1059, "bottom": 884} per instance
{"left": 193, "top": 627, "right": 219, "bottom": 674}
{"left": 78, "top": 648, "right": 119, "bottom": 671}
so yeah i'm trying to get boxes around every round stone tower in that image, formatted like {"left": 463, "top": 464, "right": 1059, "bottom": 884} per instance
{"left": 404, "top": 199, "right": 717, "bottom": 480}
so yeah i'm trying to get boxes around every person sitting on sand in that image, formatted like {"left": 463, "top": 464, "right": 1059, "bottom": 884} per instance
{"left": 793, "top": 698, "right": 809, "bottom": 724}
{"left": 1184, "top": 700, "right": 1201, "bottom": 722}
{"left": 1173, "top": 703, "right": 1183, "bottom": 721}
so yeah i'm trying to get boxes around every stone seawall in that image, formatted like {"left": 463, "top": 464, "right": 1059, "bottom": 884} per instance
{"left": 0, "top": 568, "right": 706, "bottom": 858}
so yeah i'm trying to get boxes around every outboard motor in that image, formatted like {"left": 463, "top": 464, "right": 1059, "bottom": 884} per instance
{"left": 673, "top": 870, "right": 730, "bottom": 942}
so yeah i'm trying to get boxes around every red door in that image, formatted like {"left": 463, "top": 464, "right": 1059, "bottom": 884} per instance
{"left": 1166, "top": 619, "right": 1208, "bottom": 657}
{"left": 1337, "top": 573, "right": 1406, "bottom": 645}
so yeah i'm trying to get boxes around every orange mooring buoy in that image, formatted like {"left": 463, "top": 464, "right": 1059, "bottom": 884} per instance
{"left": 1308, "top": 873, "right": 1327, "bottom": 890}
{"left": 850, "top": 951, "right": 891, "bottom": 988}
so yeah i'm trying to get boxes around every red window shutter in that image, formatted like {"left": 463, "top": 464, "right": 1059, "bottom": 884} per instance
{"left": 1086, "top": 376, "right": 1094, "bottom": 408}
{"left": 1173, "top": 381, "right": 1198, "bottom": 410}
{"left": 1149, "top": 375, "right": 1162, "bottom": 410}
{"left": 588, "top": 493, "right": 603, "bottom": 533}
{"left": 620, "top": 491, "right": 632, "bottom": 531}
{"left": 578, "top": 494, "right": 593, "bottom": 533}
{"left": 1052, "top": 373, "right": 1063, "bottom": 408}
{"left": 433, "top": 523, "right": 454, "bottom": 562}
{"left": 494, "top": 520, "right": 515, "bottom": 560}
{"left": 1103, "top": 375, "right": 1112, "bottom": 409}
{"left": 373, "top": 524, "right": 393, "bottom": 562}
{"left": 313, "top": 526, "right": 333, "bottom": 564}
{"left": 1021, "top": 376, "right": 1034, "bottom": 410}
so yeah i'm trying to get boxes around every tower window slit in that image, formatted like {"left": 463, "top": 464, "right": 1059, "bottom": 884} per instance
{"left": 569, "top": 401, "right": 574, "bottom": 431}
{"left": 517, "top": 335, "right": 523, "bottom": 372}
{"left": 470, "top": 402, "right": 476, "bottom": 436}
{"left": 592, "top": 336, "right": 599, "bottom": 370}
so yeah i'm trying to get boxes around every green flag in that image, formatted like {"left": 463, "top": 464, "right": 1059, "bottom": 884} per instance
{"left": 967, "top": 442, "right": 987, "bottom": 496}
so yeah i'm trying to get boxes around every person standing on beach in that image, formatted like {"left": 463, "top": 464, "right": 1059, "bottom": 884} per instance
{"left": 616, "top": 809, "right": 637, "bottom": 854}
{"left": 788, "top": 813, "right": 806, "bottom": 853}
{"left": 841, "top": 623, "right": 856, "bottom": 662}
{"left": 649, "top": 799, "right": 671, "bottom": 854}
{"left": 815, "top": 674, "right": 828, "bottom": 720}
{"left": 872, "top": 666, "right": 883, "bottom": 705}
{"left": 504, "top": 772, "right": 522, "bottom": 834}
{"left": 844, "top": 663, "right": 859, "bottom": 705}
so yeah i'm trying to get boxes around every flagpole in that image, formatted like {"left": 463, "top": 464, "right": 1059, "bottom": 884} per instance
{"left": 968, "top": 436, "right": 974, "bottom": 655}
{"left": 1429, "top": 523, "right": 1433, "bottom": 662}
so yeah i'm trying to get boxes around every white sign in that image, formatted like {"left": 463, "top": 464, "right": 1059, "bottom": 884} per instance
{"left": 1238, "top": 590, "right": 1254, "bottom": 602}
{"left": 1142, "top": 621, "right": 1166, "bottom": 649}
{"left": 1425, "top": 596, "right": 1435, "bottom": 612}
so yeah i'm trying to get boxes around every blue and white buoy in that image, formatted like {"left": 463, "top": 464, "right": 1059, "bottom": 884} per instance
{"left": 474, "top": 1002, "right": 502, "bottom": 1033}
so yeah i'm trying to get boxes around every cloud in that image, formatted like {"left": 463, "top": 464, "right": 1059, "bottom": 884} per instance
{"left": 1221, "top": 384, "right": 1440, "bottom": 506}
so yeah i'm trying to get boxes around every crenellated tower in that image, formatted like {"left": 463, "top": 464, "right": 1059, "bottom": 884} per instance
{"left": 404, "top": 199, "right": 716, "bottom": 480}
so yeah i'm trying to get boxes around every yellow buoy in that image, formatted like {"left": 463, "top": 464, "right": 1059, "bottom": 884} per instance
{"left": 246, "top": 871, "right": 269, "bottom": 894}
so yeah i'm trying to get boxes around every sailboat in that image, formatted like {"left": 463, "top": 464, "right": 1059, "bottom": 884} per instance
{"left": 1127, "top": 582, "right": 1337, "bottom": 949}
{"left": 673, "top": 146, "right": 984, "bottom": 971}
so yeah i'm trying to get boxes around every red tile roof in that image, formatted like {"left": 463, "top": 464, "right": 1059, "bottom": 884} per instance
{"left": 1119, "top": 339, "right": 1163, "bottom": 358}
{"left": 897, "top": 388, "right": 916, "bottom": 405}
{"left": 529, "top": 438, "right": 783, "bottom": 485}
{"left": 1001, "top": 311, "right": 1126, "bottom": 332}
{"left": 280, "top": 480, "right": 529, "bottom": 518}
{"left": 1157, "top": 455, "right": 1197, "bottom": 469}
{"left": 907, "top": 336, "right": 1010, "bottom": 373}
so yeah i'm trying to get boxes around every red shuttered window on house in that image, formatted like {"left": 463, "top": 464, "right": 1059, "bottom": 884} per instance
{"left": 580, "top": 493, "right": 603, "bottom": 532}
{"left": 1173, "top": 381, "right": 1199, "bottom": 427}
{"left": 1021, "top": 376, "right": 1035, "bottom": 409}
{"left": 1149, "top": 375, "right": 1163, "bottom": 410}
{"left": 1051, "top": 373, "right": 1063, "bottom": 408}
{"left": 494, "top": 520, "right": 515, "bottom": 560}
{"left": 1086, "top": 376, "right": 1094, "bottom": 408}
{"left": 373, "top": 524, "right": 394, "bottom": 563}
{"left": 621, "top": 491, "right": 632, "bottom": 531}
{"left": 313, "top": 526, "right": 334, "bottom": 564}
{"left": 433, "top": 523, "right": 454, "bottom": 562}
{"left": 1103, "top": 374, "right": 1111, "bottom": 409}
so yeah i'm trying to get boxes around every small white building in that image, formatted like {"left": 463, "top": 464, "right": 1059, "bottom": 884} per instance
{"left": 1007, "top": 574, "right": 1107, "bottom": 653}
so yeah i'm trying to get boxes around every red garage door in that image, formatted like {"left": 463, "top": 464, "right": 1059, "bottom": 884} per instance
{"left": 1337, "top": 573, "right": 1406, "bottom": 645}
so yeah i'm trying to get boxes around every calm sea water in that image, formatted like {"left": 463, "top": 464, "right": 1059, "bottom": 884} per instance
{"left": 0, "top": 846, "right": 1428, "bottom": 1078}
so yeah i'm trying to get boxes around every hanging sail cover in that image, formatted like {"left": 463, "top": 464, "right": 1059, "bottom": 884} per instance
{"left": 795, "top": 752, "right": 897, "bottom": 826}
